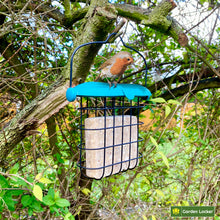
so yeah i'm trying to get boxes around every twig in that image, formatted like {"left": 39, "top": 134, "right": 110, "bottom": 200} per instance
{"left": 0, "top": 171, "right": 33, "bottom": 186}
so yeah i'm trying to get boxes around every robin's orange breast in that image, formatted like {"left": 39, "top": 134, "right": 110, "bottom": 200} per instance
{"left": 110, "top": 58, "right": 128, "bottom": 76}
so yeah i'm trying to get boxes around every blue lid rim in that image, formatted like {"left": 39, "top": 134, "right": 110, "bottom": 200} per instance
{"left": 66, "top": 82, "right": 151, "bottom": 102}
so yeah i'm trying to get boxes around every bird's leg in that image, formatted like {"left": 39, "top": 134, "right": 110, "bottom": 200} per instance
{"left": 112, "top": 80, "right": 117, "bottom": 88}
{"left": 95, "top": 74, "right": 112, "bottom": 88}
{"left": 112, "top": 75, "right": 122, "bottom": 88}
{"left": 106, "top": 78, "right": 112, "bottom": 88}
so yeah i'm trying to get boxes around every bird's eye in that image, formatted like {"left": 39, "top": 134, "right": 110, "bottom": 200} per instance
{"left": 127, "top": 58, "right": 130, "bottom": 61}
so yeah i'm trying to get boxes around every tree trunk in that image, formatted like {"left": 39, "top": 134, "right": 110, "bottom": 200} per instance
{"left": 46, "top": 116, "right": 69, "bottom": 196}
{"left": 0, "top": 0, "right": 117, "bottom": 165}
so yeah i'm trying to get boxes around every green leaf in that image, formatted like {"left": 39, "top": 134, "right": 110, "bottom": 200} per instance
{"left": 21, "top": 195, "right": 33, "bottom": 207}
{"left": 43, "top": 194, "right": 55, "bottom": 206}
{"left": 4, "top": 196, "right": 17, "bottom": 211}
{"left": 0, "top": 175, "right": 9, "bottom": 188}
{"left": 167, "top": 99, "right": 182, "bottom": 105}
{"left": 199, "top": 0, "right": 206, "bottom": 5}
{"left": 151, "top": 97, "right": 166, "bottom": 103}
{"left": 35, "top": 173, "right": 43, "bottom": 181}
{"left": 81, "top": 188, "right": 91, "bottom": 196}
{"left": 9, "top": 163, "right": 19, "bottom": 174}
{"left": 0, "top": 200, "right": 3, "bottom": 212}
{"left": 64, "top": 212, "right": 75, "bottom": 220}
{"left": 158, "top": 151, "right": 169, "bottom": 169}
{"left": 7, "top": 190, "right": 23, "bottom": 197}
{"left": 15, "top": 177, "right": 29, "bottom": 187}
{"left": 55, "top": 198, "right": 70, "bottom": 207}
{"left": 54, "top": 190, "right": 60, "bottom": 200}
{"left": 48, "top": 188, "right": 55, "bottom": 198}
{"left": 182, "top": 52, "right": 189, "bottom": 63}
{"left": 38, "top": 178, "right": 52, "bottom": 184}
{"left": 28, "top": 208, "right": 33, "bottom": 216}
{"left": 3, "top": 190, "right": 23, "bottom": 211}
{"left": 50, "top": 206, "right": 59, "bottom": 214}
{"left": 31, "top": 200, "right": 44, "bottom": 212}
{"left": 33, "top": 184, "right": 43, "bottom": 201}
{"left": 165, "top": 105, "right": 171, "bottom": 117}
{"left": 54, "top": 153, "right": 64, "bottom": 164}
{"left": 150, "top": 136, "right": 158, "bottom": 148}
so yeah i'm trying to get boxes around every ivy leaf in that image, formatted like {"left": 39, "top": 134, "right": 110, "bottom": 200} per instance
{"left": 33, "top": 184, "right": 43, "bottom": 201}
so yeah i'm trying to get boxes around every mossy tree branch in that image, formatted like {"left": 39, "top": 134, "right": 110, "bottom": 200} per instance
{"left": 0, "top": 0, "right": 218, "bottom": 165}
{"left": 0, "top": 0, "right": 117, "bottom": 165}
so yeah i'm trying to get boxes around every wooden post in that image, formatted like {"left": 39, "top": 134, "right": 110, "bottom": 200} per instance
{"left": 85, "top": 115, "right": 138, "bottom": 179}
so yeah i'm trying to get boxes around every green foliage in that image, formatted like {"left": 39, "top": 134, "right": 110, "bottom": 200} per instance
{"left": 0, "top": 171, "right": 73, "bottom": 219}
{"left": 1, "top": 0, "right": 220, "bottom": 219}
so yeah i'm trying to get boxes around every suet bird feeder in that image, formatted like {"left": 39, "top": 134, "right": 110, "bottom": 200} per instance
{"left": 66, "top": 33, "right": 151, "bottom": 179}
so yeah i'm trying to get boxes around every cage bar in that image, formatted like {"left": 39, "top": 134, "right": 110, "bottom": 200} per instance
{"left": 77, "top": 96, "right": 144, "bottom": 180}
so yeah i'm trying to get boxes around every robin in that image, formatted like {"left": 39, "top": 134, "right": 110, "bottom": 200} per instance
{"left": 95, "top": 51, "right": 134, "bottom": 87}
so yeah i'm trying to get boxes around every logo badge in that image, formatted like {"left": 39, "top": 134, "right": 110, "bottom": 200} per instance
{"left": 171, "top": 206, "right": 215, "bottom": 217}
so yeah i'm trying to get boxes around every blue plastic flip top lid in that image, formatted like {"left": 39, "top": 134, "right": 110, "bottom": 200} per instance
{"left": 66, "top": 82, "right": 152, "bottom": 101}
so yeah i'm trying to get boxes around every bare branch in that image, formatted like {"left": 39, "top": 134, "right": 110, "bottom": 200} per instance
{"left": 161, "top": 77, "right": 220, "bottom": 100}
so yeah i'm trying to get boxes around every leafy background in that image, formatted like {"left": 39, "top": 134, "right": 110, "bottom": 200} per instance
{"left": 0, "top": 0, "right": 219, "bottom": 219}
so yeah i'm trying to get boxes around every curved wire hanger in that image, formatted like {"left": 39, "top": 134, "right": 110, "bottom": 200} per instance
{"left": 69, "top": 32, "right": 148, "bottom": 88}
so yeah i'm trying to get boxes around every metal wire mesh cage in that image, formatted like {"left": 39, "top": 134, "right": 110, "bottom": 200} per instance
{"left": 79, "top": 96, "right": 144, "bottom": 179}
{"left": 66, "top": 83, "right": 151, "bottom": 179}
{"left": 66, "top": 33, "right": 152, "bottom": 179}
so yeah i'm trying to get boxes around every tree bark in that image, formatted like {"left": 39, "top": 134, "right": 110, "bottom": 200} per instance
{"left": 46, "top": 116, "right": 69, "bottom": 196}
{"left": 0, "top": 0, "right": 117, "bottom": 165}
{"left": 1, "top": 0, "right": 216, "bottom": 164}
{"left": 161, "top": 77, "right": 220, "bottom": 100}
{"left": 149, "top": 66, "right": 220, "bottom": 94}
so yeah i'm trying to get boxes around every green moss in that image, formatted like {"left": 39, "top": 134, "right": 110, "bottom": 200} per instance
{"left": 116, "top": 8, "right": 148, "bottom": 23}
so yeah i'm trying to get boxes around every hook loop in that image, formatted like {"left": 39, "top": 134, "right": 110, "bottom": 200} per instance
{"left": 69, "top": 32, "right": 148, "bottom": 87}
